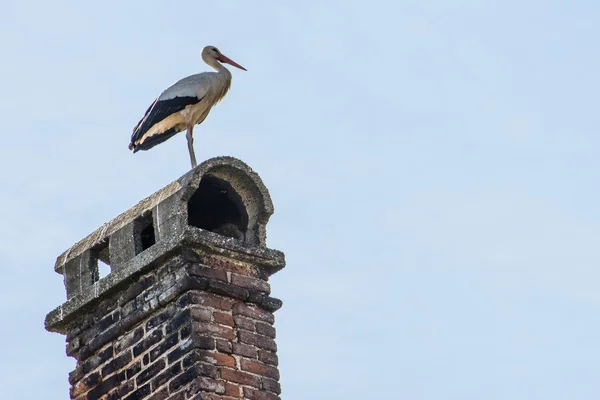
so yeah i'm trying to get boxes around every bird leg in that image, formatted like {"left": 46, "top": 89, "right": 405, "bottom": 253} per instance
{"left": 186, "top": 124, "right": 197, "bottom": 168}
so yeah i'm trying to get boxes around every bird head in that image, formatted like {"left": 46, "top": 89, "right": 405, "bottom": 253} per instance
{"left": 202, "top": 46, "right": 247, "bottom": 71}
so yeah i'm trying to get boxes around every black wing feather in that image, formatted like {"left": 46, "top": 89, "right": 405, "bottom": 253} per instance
{"left": 132, "top": 127, "right": 180, "bottom": 152}
{"left": 129, "top": 96, "right": 201, "bottom": 151}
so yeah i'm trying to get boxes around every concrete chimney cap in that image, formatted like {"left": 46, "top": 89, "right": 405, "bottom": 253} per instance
{"left": 180, "top": 155, "right": 274, "bottom": 217}
{"left": 54, "top": 156, "right": 275, "bottom": 273}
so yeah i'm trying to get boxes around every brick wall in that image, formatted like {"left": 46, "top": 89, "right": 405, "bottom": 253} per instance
{"left": 65, "top": 249, "right": 283, "bottom": 400}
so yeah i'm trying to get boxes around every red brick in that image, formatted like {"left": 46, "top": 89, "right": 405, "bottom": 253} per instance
{"left": 213, "top": 312, "right": 234, "bottom": 327}
{"left": 255, "top": 322, "right": 276, "bottom": 338}
{"left": 136, "top": 358, "right": 166, "bottom": 386}
{"left": 230, "top": 274, "right": 271, "bottom": 293}
{"left": 199, "top": 395, "right": 239, "bottom": 400}
{"left": 190, "top": 334, "right": 216, "bottom": 350}
{"left": 147, "top": 387, "right": 169, "bottom": 400}
{"left": 232, "top": 304, "right": 274, "bottom": 324}
{"left": 243, "top": 387, "right": 281, "bottom": 400}
{"left": 220, "top": 368, "right": 261, "bottom": 387}
{"left": 224, "top": 382, "right": 241, "bottom": 397}
{"left": 198, "top": 377, "right": 225, "bottom": 394}
{"left": 238, "top": 331, "right": 277, "bottom": 352}
{"left": 163, "top": 390, "right": 185, "bottom": 400}
{"left": 70, "top": 381, "right": 90, "bottom": 398}
{"left": 183, "top": 376, "right": 225, "bottom": 396}
{"left": 169, "top": 367, "right": 199, "bottom": 393}
{"left": 241, "top": 359, "right": 280, "bottom": 380}
{"left": 105, "top": 388, "right": 121, "bottom": 400}
{"left": 207, "top": 280, "right": 249, "bottom": 301}
{"left": 188, "top": 265, "right": 227, "bottom": 281}
{"left": 191, "top": 307, "right": 212, "bottom": 322}
{"left": 194, "top": 321, "right": 234, "bottom": 340}
{"left": 258, "top": 350, "right": 278, "bottom": 366}
{"left": 232, "top": 342, "right": 258, "bottom": 358}
{"left": 233, "top": 316, "right": 255, "bottom": 331}
{"left": 202, "top": 255, "right": 267, "bottom": 279}
{"left": 216, "top": 339, "right": 232, "bottom": 353}
{"left": 70, "top": 371, "right": 100, "bottom": 398}
{"left": 196, "top": 362, "right": 218, "bottom": 379}
{"left": 190, "top": 292, "right": 234, "bottom": 311}
{"left": 151, "top": 362, "right": 182, "bottom": 391}
{"left": 85, "top": 374, "right": 121, "bottom": 400}
{"left": 117, "top": 381, "right": 135, "bottom": 398}
{"left": 262, "top": 378, "right": 282, "bottom": 394}
{"left": 114, "top": 327, "right": 144, "bottom": 354}
{"left": 214, "top": 353, "right": 236, "bottom": 368}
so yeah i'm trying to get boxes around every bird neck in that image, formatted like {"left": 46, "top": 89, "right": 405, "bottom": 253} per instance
{"left": 205, "top": 57, "right": 232, "bottom": 78}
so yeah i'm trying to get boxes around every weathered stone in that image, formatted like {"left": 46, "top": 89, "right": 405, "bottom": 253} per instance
{"left": 109, "top": 222, "right": 136, "bottom": 269}
{"left": 45, "top": 157, "right": 287, "bottom": 400}
{"left": 260, "top": 296, "right": 283, "bottom": 312}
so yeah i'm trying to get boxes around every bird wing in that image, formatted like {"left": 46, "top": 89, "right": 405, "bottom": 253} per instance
{"left": 129, "top": 73, "right": 214, "bottom": 150}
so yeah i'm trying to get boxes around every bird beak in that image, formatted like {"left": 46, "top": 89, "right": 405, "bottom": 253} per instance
{"left": 218, "top": 54, "right": 247, "bottom": 71}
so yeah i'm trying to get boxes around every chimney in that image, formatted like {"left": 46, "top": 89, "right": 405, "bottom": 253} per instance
{"left": 45, "top": 157, "right": 285, "bottom": 400}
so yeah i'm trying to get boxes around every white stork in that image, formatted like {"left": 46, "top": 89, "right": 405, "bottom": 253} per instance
{"left": 129, "top": 45, "right": 246, "bottom": 168}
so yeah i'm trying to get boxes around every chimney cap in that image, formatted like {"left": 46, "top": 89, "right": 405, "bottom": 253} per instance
{"left": 54, "top": 156, "right": 276, "bottom": 273}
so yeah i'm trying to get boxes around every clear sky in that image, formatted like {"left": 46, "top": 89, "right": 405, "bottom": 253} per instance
{"left": 1, "top": 1, "right": 600, "bottom": 399}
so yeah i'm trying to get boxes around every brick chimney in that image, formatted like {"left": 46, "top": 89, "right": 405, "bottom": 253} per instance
{"left": 45, "top": 157, "right": 285, "bottom": 400}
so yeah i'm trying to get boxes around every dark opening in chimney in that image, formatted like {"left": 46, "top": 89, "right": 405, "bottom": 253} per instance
{"left": 187, "top": 175, "right": 248, "bottom": 241}
{"left": 91, "top": 239, "right": 111, "bottom": 282}
{"left": 134, "top": 212, "right": 156, "bottom": 254}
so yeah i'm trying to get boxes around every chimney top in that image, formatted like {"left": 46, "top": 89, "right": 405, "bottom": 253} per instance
{"left": 46, "top": 156, "right": 284, "bottom": 334}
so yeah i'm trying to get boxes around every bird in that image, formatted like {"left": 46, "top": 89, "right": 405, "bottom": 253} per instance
{"left": 129, "top": 46, "right": 246, "bottom": 168}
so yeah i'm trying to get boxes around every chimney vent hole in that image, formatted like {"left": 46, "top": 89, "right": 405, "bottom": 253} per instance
{"left": 188, "top": 175, "right": 248, "bottom": 241}
{"left": 134, "top": 212, "right": 156, "bottom": 254}
{"left": 91, "top": 240, "right": 111, "bottom": 283}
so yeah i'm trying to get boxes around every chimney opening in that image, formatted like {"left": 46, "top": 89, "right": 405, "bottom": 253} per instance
{"left": 91, "top": 239, "right": 111, "bottom": 283}
{"left": 188, "top": 175, "right": 248, "bottom": 241}
{"left": 134, "top": 212, "right": 156, "bottom": 254}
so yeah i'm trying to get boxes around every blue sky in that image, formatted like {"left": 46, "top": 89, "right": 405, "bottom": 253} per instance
{"left": 1, "top": 0, "right": 600, "bottom": 398}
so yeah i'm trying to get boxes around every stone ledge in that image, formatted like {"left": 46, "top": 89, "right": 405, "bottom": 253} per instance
{"left": 46, "top": 227, "right": 285, "bottom": 334}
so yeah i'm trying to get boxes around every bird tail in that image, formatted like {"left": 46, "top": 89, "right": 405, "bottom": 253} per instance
{"left": 130, "top": 127, "right": 181, "bottom": 153}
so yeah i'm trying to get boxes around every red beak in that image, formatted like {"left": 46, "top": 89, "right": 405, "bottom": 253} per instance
{"left": 217, "top": 54, "right": 247, "bottom": 71}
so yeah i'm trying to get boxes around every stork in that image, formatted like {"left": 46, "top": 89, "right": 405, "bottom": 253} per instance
{"left": 129, "top": 46, "right": 246, "bottom": 168}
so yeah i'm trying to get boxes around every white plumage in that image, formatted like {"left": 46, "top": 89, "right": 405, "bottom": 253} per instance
{"left": 129, "top": 46, "right": 246, "bottom": 168}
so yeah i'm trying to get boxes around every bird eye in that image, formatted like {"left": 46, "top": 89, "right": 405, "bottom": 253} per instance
{"left": 212, "top": 47, "right": 219, "bottom": 53}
